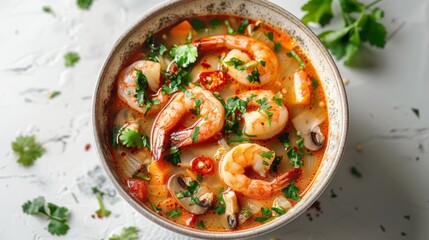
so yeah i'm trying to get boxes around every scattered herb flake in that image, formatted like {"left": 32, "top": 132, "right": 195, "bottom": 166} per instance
{"left": 170, "top": 43, "right": 198, "bottom": 68}
{"left": 237, "top": 19, "right": 249, "bottom": 34}
{"left": 411, "top": 108, "right": 420, "bottom": 118}
{"left": 12, "top": 135, "right": 45, "bottom": 166}
{"left": 77, "top": 0, "right": 93, "bottom": 10}
{"left": 380, "top": 224, "right": 386, "bottom": 232}
{"left": 224, "top": 20, "right": 236, "bottom": 35}
{"left": 164, "top": 146, "right": 181, "bottom": 166}
{"left": 272, "top": 156, "right": 282, "bottom": 173}
{"left": 259, "top": 151, "right": 274, "bottom": 159}
{"left": 190, "top": 19, "right": 206, "bottom": 30}
{"left": 92, "top": 187, "right": 111, "bottom": 218}
{"left": 48, "top": 91, "right": 61, "bottom": 99}
{"left": 210, "top": 18, "right": 221, "bottom": 29}
{"left": 191, "top": 126, "right": 200, "bottom": 143}
{"left": 148, "top": 200, "right": 162, "bottom": 214}
{"left": 197, "top": 220, "right": 206, "bottom": 229}
{"left": 64, "top": 52, "right": 80, "bottom": 67}
{"left": 282, "top": 180, "right": 300, "bottom": 201}
{"left": 287, "top": 50, "right": 306, "bottom": 69}
{"left": 264, "top": 32, "right": 274, "bottom": 41}
{"left": 166, "top": 208, "right": 182, "bottom": 219}
{"left": 42, "top": 6, "right": 54, "bottom": 15}
{"left": 274, "top": 41, "right": 282, "bottom": 52}
{"left": 272, "top": 206, "right": 286, "bottom": 216}
{"left": 190, "top": 98, "right": 203, "bottom": 116}
{"left": 119, "top": 129, "right": 143, "bottom": 148}
{"left": 311, "top": 77, "right": 319, "bottom": 89}
{"left": 350, "top": 166, "right": 362, "bottom": 178}
{"left": 273, "top": 92, "right": 283, "bottom": 106}
{"left": 108, "top": 226, "right": 139, "bottom": 240}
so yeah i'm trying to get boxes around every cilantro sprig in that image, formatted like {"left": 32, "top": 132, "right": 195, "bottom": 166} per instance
{"left": 144, "top": 34, "right": 167, "bottom": 62}
{"left": 170, "top": 31, "right": 198, "bottom": 68}
{"left": 278, "top": 132, "right": 312, "bottom": 168}
{"left": 92, "top": 187, "right": 111, "bottom": 218}
{"left": 108, "top": 226, "right": 139, "bottom": 240}
{"left": 22, "top": 196, "right": 70, "bottom": 235}
{"left": 134, "top": 69, "right": 160, "bottom": 113}
{"left": 164, "top": 146, "right": 181, "bottom": 166}
{"left": 12, "top": 135, "right": 45, "bottom": 166}
{"left": 301, "top": 0, "right": 388, "bottom": 65}
{"left": 118, "top": 128, "right": 151, "bottom": 150}
{"left": 282, "top": 180, "right": 300, "bottom": 201}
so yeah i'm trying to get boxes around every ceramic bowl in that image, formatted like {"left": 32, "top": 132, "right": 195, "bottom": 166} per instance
{"left": 92, "top": 0, "right": 348, "bottom": 238}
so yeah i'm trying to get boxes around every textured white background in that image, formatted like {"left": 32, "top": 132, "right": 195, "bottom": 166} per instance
{"left": 1, "top": 0, "right": 428, "bottom": 239}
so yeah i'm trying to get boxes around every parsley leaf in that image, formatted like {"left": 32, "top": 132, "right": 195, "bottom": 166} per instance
{"left": 108, "top": 226, "right": 139, "bottom": 240}
{"left": 22, "top": 196, "right": 70, "bottom": 235}
{"left": 197, "top": 220, "right": 206, "bottom": 229}
{"left": 170, "top": 43, "right": 198, "bottom": 68}
{"left": 191, "top": 126, "right": 200, "bottom": 143}
{"left": 77, "top": 0, "right": 93, "bottom": 10}
{"left": 301, "top": 0, "right": 334, "bottom": 27}
{"left": 12, "top": 135, "right": 45, "bottom": 166}
{"left": 119, "top": 129, "right": 143, "bottom": 148}
{"left": 282, "top": 180, "right": 300, "bottom": 201}
{"left": 237, "top": 19, "right": 249, "bottom": 34}
{"left": 92, "top": 187, "right": 111, "bottom": 218}
{"left": 164, "top": 146, "right": 181, "bottom": 166}
{"left": 259, "top": 151, "right": 274, "bottom": 159}
{"left": 64, "top": 52, "right": 80, "bottom": 67}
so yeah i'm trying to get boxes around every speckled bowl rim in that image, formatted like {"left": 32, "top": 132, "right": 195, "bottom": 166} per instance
{"left": 92, "top": 0, "right": 348, "bottom": 239}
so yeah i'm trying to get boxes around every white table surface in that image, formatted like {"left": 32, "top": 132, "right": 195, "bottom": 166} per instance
{"left": 1, "top": 0, "right": 428, "bottom": 239}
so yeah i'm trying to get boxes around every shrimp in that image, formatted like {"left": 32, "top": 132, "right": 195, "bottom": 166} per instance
{"left": 219, "top": 143, "right": 302, "bottom": 199}
{"left": 193, "top": 35, "right": 279, "bottom": 86}
{"left": 151, "top": 87, "right": 225, "bottom": 160}
{"left": 237, "top": 90, "right": 288, "bottom": 139}
{"left": 117, "top": 60, "right": 169, "bottom": 114}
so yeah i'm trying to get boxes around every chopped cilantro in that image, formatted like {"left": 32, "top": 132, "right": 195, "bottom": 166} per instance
{"left": 256, "top": 97, "right": 273, "bottom": 127}
{"left": 170, "top": 43, "right": 198, "bottom": 68}
{"left": 22, "top": 196, "right": 70, "bottom": 235}
{"left": 48, "top": 91, "right": 61, "bottom": 99}
{"left": 274, "top": 41, "right": 282, "bottom": 52}
{"left": 351, "top": 166, "right": 362, "bottom": 178}
{"left": 226, "top": 137, "right": 253, "bottom": 145}
{"left": 64, "top": 52, "right": 80, "bottom": 67}
{"left": 237, "top": 19, "right": 249, "bottom": 34}
{"left": 272, "top": 156, "right": 282, "bottom": 173}
{"left": 134, "top": 68, "right": 160, "bottom": 113}
{"left": 287, "top": 50, "right": 306, "bottom": 69}
{"left": 190, "top": 19, "right": 206, "bottom": 30}
{"left": 166, "top": 208, "right": 182, "bottom": 219}
{"left": 189, "top": 196, "right": 201, "bottom": 206}
{"left": 12, "top": 135, "right": 45, "bottom": 166}
{"left": 264, "top": 32, "right": 274, "bottom": 41}
{"left": 213, "top": 188, "right": 226, "bottom": 214}
{"left": 108, "top": 226, "right": 139, "bottom": 240}
{"left": 164, "top": 146, "right": 181, "bottom": 166}
{"left": 282, "top": 180, "right": 300, "bottom": 201}
{"left": 210, "top": 18, "right": 221, "bottom": 29}
{"left": 273, "top": 92, "right": 283, "bottom": 106}
{"left": 42, "top": 6, "right": 54, "bottom": 15}
{"left": 191, "top": 126, "right": 200, "bottom": 143}
{"left": 224, "top": 57, "right": 245, "bottom": 68}
{"left": 132, "top": 171, "right": 151, "bottom": 181}
{"left": 112, "top": 125, "right": 123, "bottom": 147}
{"left": 260, "top": 60, "right": 266, "bottom": 66}
{"left": 190, "top": 98, "right": 203, "bottom": 116}
{"left": 254, "top": 207, "right": 274, "bottom": 223}
{"left": 77, "top": 0, "right": 93, "bottom": 10}
{"left": 197, "top": 220, "right": 206, "bottom": 229}
{"left": 246, "top": 68, "right": 261, "bottom": 83}
{"left": 222, "top": 96, "right": 249, "bottom": 135}
{"left": 92, "top": 187, "right": 111, "bottom": 218}
{"left": 224, "top": 20, "right": 236, "bottom": 35}
{"left": 311, "top": 77, "right": 319, "bottom": 89}
{"left": 262, "top": 160, "right": 269, "bottom": 166}
{"left": 259, "top": 151, "right": 274, "bottom": 159}
{"left": 411, "top": 108, "right": 420, "bottom": 118}
{"left": 148, "top": 200, "right": 162, "bottom": 213}
{"left": 144, "top": 34, "right": 167, "bottom": 62}
{"left": 162, "top": 68, "right": 191, "bottom": 95}
{"left": 272, "top": 206, "right": 286, "bottom": 216}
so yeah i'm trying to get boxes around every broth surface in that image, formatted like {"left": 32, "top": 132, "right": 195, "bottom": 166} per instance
{"left": 108, "top": 15, "right": 329, "bottom": 231}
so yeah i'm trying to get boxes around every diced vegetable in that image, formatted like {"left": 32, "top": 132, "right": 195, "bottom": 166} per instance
{"left": 127, "top": 178, "right": 148, "bottom": 202}
{"left": 169, "top": 21, "right": 197, "bottom": 41}
{"left": 148, "top": 160, "right": 173, "bottom": 185}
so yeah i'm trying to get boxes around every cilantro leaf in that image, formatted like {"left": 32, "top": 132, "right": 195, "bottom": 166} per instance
{"left": 164, "top": 146, "right": 181, "bottom": 166}
{"left": 77, "top": 0, "right": 93, "bottom": 10}
{"left": 190, "top": 19, "right": 206, "bottom": 30}
{"left": 64, "top": 52, "right": 80, "bottom": 67}
{"left": 108, "top": 226, "right": 139, "bottom": 240}
{"left": 148, "top": 200, "right": 162, "bottom": 213}
{"left": 224, "top": 20, "right": 236, "bottom": 35}
{"left": 92, "top": 187, "right": 111, "bottom": 218}
{"left": 246, "top": 68, "right": 261, "bottom": 83}
{"left": 273, "top": 92, "right": 283, "bottom": 106}
{"left": 12, "top": 135, "right": 45, "bottom": 166}
{"left": 170, "top": 44, "right": 198, "bottom": 68}
{"left": 191, "top": 126, "right": 200, "bottom": 143}
{"left": 166, "top": 208, "right": 182, "bottom": 219}
{"left": 282, "top": 180, "right": 300, "bottom": 201}
{"left": 197, "top": 220, "right": 206, "bottom": 229}
{"left": 301, "top": 0, "right": 334, "bottom": 27}
{"left": 237, "top": 19, "right": 249, "bottom": 34}
{"left": 272, "top": 206, "right": 286, "bottom": 216}
{"left": 42, "top": 6, "right": 54, "bottom": 15}
{"left": 264, "top": 32, "right": 274, "bottom": 41}
{"left": 210, "top": 18, "right": 221, "bottom": 29}
{"left": 134, "top": 68, "right": 160, "bottom": 113}
{"left": 22, "top": 196, "right": 70, "bottom": 236}
{"left": 190, "top": 98, "right": 203, "bottom": 116}
{"left": 311, "top": 77, "right": 319, "bottom": 89}
{"left": 144, "top": 34, "right": 168, "bottom": 62}
{"left": 222, "top": 96, "right": 249, "bottom": 135}
{"left": 360, "top": 10, "right": 387, "bottom": 48}
{"left": 119, "top": 129, "right": 143, "bottom": 148}
{"left": 254, "top": 207, "right": 274, "bottom": 223}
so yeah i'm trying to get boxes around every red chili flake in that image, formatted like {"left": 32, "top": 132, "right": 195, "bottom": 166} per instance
{"left": 84, "top": 143, "right": 91, "bottom": 151}
{"left": 120, "top": 152, "right": 126, "bottom": 157}
{"left": 199, "top": 71, "right": 227, "bottom": 90}
{"left": 186, "top": 214, "right": 197, "bottom": 227}
{"left": 201, "top": 59, "right": 211, "bottom": 69}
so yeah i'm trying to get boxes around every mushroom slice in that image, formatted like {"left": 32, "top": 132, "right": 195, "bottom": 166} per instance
{"left": 167, "top": 174, "right": 213, "bottom": 215}
{"left": 221, "top": 189, "right": 239, "bottom": 229}
{"left": 291, "top": 110, "right": 326, "bottom": 151}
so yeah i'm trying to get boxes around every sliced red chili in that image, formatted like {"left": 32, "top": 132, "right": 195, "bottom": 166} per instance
{"left": 191, "top": 156, "right": 214, "bottom": 175}
{"left": 127, "top": 178, "right": 148, "bottom": 202}
{"left": 199, "top": 70, "right": 227, "bottom": 91}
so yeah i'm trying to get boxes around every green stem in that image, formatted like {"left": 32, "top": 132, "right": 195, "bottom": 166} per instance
{"left": 366, "top": 0, "right": 382, "bottom": 9}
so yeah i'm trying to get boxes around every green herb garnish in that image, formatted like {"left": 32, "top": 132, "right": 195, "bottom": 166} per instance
{"left": 287, "top": 50, "right": 306, "bottom": 69}
{"left": 246, "top": 68, "right": 261, "bottom": 83}
{"left": 166, "top": 208, "right": 182, "bottom": 219}
{"left": 64, "top": 52, "right": 80, "bottom": 67}
{"left": 164, "top": 146, "right": 181, "bottom": 166}
{"left": 197, "top": 220, "right": 206, "bottom": 229}
{"left": 12, "top": 135, "right": 45, "bottom": 166}
{"left": 237, "top": 18, "right": 249, "bottom": 34}
{"left": 77, "top": 0, "right": 93, "bottom": 10}
{"left": 259, "top": 151, "right": 275, "bottom": 159}
{"left": 191, "top": 126, "right": 200, "bottom": 143}
{"left": 224, "top": 20, "right": 236, "bottom": 35}
{"left": 190, "top": 19, "right": 206, "bottom": 30}
{"left": 282, "top": 180, "right": 300, "bottom": 201}
{"left": 254, "top": 207, "right": 274, "bottom": 223}
{"left": 210, "top": 18, "right": 221, "bottom": 29}
{"left": 108, "top": 226, "right": 139, "bottom": 240}
{"left": 92, "top": 187, "right": 111, "bottom": 218}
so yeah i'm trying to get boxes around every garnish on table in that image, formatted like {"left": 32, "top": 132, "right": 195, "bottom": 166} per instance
{"left": 282, "top": 179, "right": 300, "bottom": 201}
{"left": 278, "top": 132, "right": 312, "bottom": 168}
{"left": 143, "top": 34, "right": 167, "bottom": 63}
{"left": 301, "top": 0, "right": 388, "bottom": 65}
{"left": 134, "top": 68, "right": 160, "bottom": 113}
{"left": 22, "top": 196, "right": 70, "bottom": 235}
{"left": 286, "top": 50, "right": 306, "bottom": 69}
{"left": 264, "top": 31, "right": 282, "bottom": 52}
{"left": 92, "top": 187, "right": 111, "bottom": 218}
{"left": 108, "top": 226, "right": 139, "bottom": 240}
{"left": 170, "top": 30, "right": 198, "bottom": 68}
{"left": 48, "top": 91, "right": 61, "bottom": 99}
{"left": 42, "top": 6, "right": 54, "bottom": 15}
{"left": 164, "top": 146, "right": 181, "bottom": 166}
{"left": 77, "top": 0, "right": 93, "bottom": 10}
{"left": 64, "top": 51, "right": 80, "bottom": 67}
{"left": 411, "top": 108, "right": 420, "bottom": 118}
{"left": 12, "top": 135, "right": 45, "bottom": 166}
{"left": 256, "top": 97, "right": 273, "bottom": 127}
{"left": 350, "top": 166, "right": 362, "bottom": 178}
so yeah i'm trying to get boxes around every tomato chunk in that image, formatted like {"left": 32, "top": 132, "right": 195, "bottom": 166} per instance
{"left": 127, "top": 178, "right": 148, "bottom": 202}
{"left": 191, "top": 156, "right": 214, "bottom": 175}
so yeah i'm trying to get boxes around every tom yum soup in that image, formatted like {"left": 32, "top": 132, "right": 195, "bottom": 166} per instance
{"left": 109, "top": 15, "right": 328, "bottom": 231}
